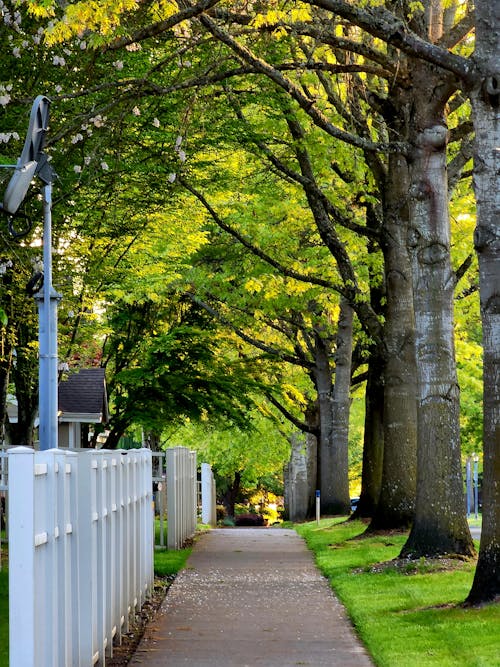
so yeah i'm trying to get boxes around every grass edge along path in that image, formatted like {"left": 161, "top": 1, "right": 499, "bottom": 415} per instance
{"left": 294, "top": 518, "right": 500, "bottom": 667}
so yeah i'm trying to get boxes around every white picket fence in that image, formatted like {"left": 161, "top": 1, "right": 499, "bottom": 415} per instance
{"left": 201, "top": 462, "right": 217, "bottom": 527}
{"left": 8, "top": 446, "right": 153, "bottom": 667}
{"left": 166, "top": 447, "right": 197, "bottom": 550}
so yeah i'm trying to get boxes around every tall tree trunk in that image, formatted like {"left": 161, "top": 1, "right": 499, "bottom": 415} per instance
{"left": 219, "top": 470, "right": 242, "bottom": 519}
{"left": 1, "top": 264, "right": 13, "bottom": 442}
{"left": 283, "top": 403, "right": 318, "bottom": 521}
{"left": 305, "top": 402, "right": 319, "bottom": 519}
{"left": 466, "top": 1, "right": 500, "bottom": 604}
{"left": 353, "top": 349, "right": 384, "bottom": 518}
{"left": 313, "top": 328, "right": 334, "bottom": 514}
{"left": 354, "top": 226, "right": 385, "bottom": 520}
{"left": 370, "top": 151, "right": 418, "bottom": 529}
{"left": 328, "top": 298, "right": 353, "bottom": 514}
{"left": 316, "top": 299, "right": 352, "bottom": 515}
{"left": 0, "top": 355, "right": 10, "bottom": 443}
{"left": 401, "top": 70, "right": 474, "bottom": 557}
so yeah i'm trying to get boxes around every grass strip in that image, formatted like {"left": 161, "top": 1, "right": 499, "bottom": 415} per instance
{"left": 295, "top": 518, "right": 500, "bottom": 667}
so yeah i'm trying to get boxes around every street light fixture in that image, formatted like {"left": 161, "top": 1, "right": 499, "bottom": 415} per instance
{"left": 1, "top": 95, "right": 60, "bottom": 451}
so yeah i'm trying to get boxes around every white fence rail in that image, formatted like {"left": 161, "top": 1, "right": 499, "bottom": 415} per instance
{"left": 201, "top": 462, "right": 217, "bottom": 527}
{"left": 166, "top": 447, "right": 197, "bottom": 550}
{"left": 9, "top": 446, "right": 153, "bottom": 667}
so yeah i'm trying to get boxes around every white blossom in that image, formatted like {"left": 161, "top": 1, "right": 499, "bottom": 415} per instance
{"left": 153, "top": 118, "right": 160, "bottom": 128}
{"left": 132, "top": 106, "right": 140, "bottom": 116}
{"left": 90, "top": 115, "right": 106, "bottom": 128}
{"left": 79, "top": 40, "right": 87, "bottom": 50}
{"left": 113, "top": 60, "right": 124, "bottom": 70}
{"left": 55, "top": 85, "right": 62, "bottom": 93}
{"left": 178, "top": 149, "right": 186, "bottom": 163}
{"left": 0, "top": 260, "right": 13, "bottom": 275}
{"left": 84, "top": 156, "right": 91, "bottom": 165}
{"left": 12, "top": 47, "right": 21, "bottom": 58}
{"left": 168, "top": 173, "right": 177, "bottom": 183}
{"left": 175, "top": 135, "right": 183, "bottom": 149}
{"left": 71, "top": 133, "right": 84, "bottom": 144}
{"left": 52, "top": 55, "right": 66, "bottom": 66}
{"left": 73, "top": 165, "right": 82, "bottom": 174}
{"left": 100, "top": 161, "right": 109, "bottom": 171}
{"left": 0, "top": 94, "right": 11, "bottom": 106}
{"left": 125, "top": 42, "right": 141, "bottom": 52}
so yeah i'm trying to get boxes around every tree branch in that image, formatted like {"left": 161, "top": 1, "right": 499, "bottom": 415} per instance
{"left": 264, "top": 391, "right": 319, "bottom": 436}
{"left": 197, "top": 13, "right": 409, "bottom": 154}
{"left": 177, "top": 176, "right": 343, "bottom": 291}
{"left": 107, "top": 0, "right": 222, "bottom": 50}
{"left": 187, "top": 293, "right": 315, "bottom": 370}
{"left": 438, "top": 11, "right": 475, "bottom": 50}
{"left": 305, "top": 0, "right": 473, "bottom": 83}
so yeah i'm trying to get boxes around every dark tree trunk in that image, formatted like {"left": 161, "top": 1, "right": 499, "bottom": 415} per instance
{"left": 327, "top": 298, "right": 353, "bottom": 515}
{"left": 354, "top": 350, "right": 384, "bottom": 518}
{"left": 370, "top": 150, "right": 418, "bottom": 530}
{"left": 0, "top": 265, "right": 13, "bottom": 442}
{"left": 219, "top": 471, "right": 242, "bottom": 519}
{"left": 313, "top": 329, "right": 335, "bottom": 514}
{"left": 466, "top": 0, "right": 500, "bottom": 604}
{"left": 305, "top": 402, "right": 319, "bottom": 519}
{"left": 0, "top": 359, "right": 10, "bottom": 442}
{"left": 315, "top": 300, "right": 352, "bottom": 515}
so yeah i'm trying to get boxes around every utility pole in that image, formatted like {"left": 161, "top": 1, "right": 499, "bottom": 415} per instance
{"left": 1, "top": 96, "right": 60, "bottom": 450}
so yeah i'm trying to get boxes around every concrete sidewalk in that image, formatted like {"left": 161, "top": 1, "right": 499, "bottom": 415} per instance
{"left": 130, "top": 528, "right": 373, "bottom": 666}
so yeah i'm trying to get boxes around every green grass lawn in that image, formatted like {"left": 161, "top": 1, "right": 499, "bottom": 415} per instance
{"left": 295, "top": 518, "right": 500, "bottom": 667}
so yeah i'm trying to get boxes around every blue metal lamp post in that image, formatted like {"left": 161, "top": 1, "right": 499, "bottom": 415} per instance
{"left": 2, "top": 96, "right": 60, "bottom": 450}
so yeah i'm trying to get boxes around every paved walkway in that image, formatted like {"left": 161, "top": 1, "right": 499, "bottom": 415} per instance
{"left": 130, "top": 528, "right": 373, "bottom": 666}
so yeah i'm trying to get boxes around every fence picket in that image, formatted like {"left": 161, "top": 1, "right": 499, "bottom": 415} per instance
{"left": 8, "top": 447, "right": 153, "bottom": 667}
{"left": 166, "top": 447, "right": 197, "bottom": 550}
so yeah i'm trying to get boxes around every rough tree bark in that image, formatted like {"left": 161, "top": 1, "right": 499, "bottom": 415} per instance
{"left": 219, "top": 470, "right": 242, "bottom": 519}
{"left": 354, "top": 350, "right": 384, "bottom": 518}
{"left": 323, "top": 297, "right": 353, "bottom": 515}
{"left": 401, "top": 60, "right": 474, "bottom": 557}
{"left": 466, "top": 0, "right": 500, "bottom": 604}
{"left": 312, "top": 314, "right": 351, "bottom": 516}
{"left": 370, "top": 149, "right": 418, "bottom": 529}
